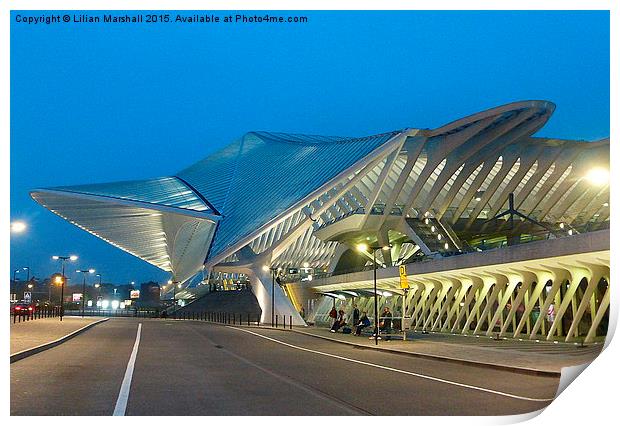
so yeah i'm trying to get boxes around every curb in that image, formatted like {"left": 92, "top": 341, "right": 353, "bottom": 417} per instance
{"left": 10, "top": 318, "right": 110, "bottom": 363}
{"left": 290, "top": 329, "right": 561, "bottom": 377}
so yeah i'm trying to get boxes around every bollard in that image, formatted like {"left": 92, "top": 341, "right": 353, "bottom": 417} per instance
{"left": 233, "top": 314, "right": 236, "bottom": 325}
{"left": 13, "top": 312, "right": 16, "bottom": 323}
{"left": 290, "top": 315, "right": 292, "bottom": 329}
{"left": 275, "top": 315, "right": 278, "bottom": 328}
{"left": 283, "top": 315, "right": 286, "bottom": 329}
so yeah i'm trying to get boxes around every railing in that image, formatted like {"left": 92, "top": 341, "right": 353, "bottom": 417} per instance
{"left": 10, "top": 306, "right": 296, "bottom": 330}
{"left": 11, "top": 305, "right": 61, "bottom": 323}
{"left": 165, "top": 311, "right": 294, "bottom": 330}
{"left": 62, "top": 309, "right": 162, "bottom": 318}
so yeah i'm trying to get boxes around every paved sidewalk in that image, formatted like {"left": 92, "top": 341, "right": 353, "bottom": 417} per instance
{"left": 293, "top": 327, "right": 604, "bottom": 374}
{"left": 10, "top": 316, "right": 104, "bottom": 354}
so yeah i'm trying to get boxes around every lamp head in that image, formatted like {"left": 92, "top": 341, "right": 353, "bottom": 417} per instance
{"left": 585, "top": 167, "right": 609, "bottom": 186}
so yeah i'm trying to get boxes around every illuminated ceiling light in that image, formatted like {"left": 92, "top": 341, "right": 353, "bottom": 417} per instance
{"left": 585, "top": 167, "right": 609, "bottom": 186}
{"left": 69, "top": 255, "right": 78, "bottom": 261}
{"left": 89, "top": 269, "right": 96, "bottom": 273}
{"left": 430, "top": 225, "right": 436, "bottom": 232}
{"left": 356, "top": 243, "right": 369, "bottom": 252}
{"left": 11, "top": 221, "right": 27, "bottom": 233}
{"left": 437, "top": 234, "right": 442, "bottom": 240}
{"left": 603, "top": 202, "right": 609, "bottom": 207}
{"left": 424, "top": 211, "right": 429, "bottom": 217}
{"left": 444, "top": 242, "right": 449, "bottom": 250}
{"left": 382, "top": 245, "right": 391, "bottom": 251}
{"left": 303, "top": 262, "right": 309, "bottom": 268}
{"left": 559, "top": 222, "right": 565, "bottom": 229}
{"left": 262, "top": 265, "right": 270, "bottom": 272}
{"left": 568, "top": 229, "right": 573, "bottom": 236}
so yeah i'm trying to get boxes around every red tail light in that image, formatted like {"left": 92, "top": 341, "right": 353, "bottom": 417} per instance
{"left": 15, "top": 306, "right": 21, "bottom": 310}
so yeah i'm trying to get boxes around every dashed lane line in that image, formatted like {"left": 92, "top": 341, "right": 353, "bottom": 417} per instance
{"left": 228, "top": 326, "right": 555, "bottom": 403}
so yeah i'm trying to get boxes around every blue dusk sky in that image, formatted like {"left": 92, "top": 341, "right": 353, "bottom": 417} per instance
{"left": 10, "top": 10, "right": 609, "bottom": 286}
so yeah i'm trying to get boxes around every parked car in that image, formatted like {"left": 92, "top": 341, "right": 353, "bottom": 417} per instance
{"left": 12, "top": 303, "right": 34, "bottom": 316}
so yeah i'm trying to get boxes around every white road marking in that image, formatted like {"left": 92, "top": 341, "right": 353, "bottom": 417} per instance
{"left": 228, "top": 326, "right": 555, "bottom": 403}
{"left": 113, "top": 323, "right": 142, "bottom": 416}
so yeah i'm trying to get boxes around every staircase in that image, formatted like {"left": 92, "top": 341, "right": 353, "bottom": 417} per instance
{"left": 174, "top": 289, "right": 262, "bottom": 317}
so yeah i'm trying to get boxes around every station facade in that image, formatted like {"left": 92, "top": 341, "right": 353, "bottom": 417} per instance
{"left": 31, "top": 100, "right": 610, "bottom": 339}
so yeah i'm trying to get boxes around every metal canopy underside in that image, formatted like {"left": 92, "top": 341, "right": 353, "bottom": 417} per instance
{"left": 31, "top": 180, "right": 218, "bottom": 282}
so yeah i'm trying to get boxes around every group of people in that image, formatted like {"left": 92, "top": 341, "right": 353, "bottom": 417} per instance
{"left": 328, "top": 304, "right": 394, "bottom": 339}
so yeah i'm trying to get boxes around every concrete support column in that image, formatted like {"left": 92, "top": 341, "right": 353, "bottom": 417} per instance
{"left": 529, "top": 268, "right": 568, "bottom": 339}
{"left": 462, "top": 277, "right": 494, "bottom": 334}
{"left": 546, "top": 267, "right": 591, "bottom": 340}
{"left": 432, "top": 279, "right": 459, "bottom": 330}
{"left": 474, "top": 275, "right": 505, "bottom": 335}
{"left": 584, "top": 281, "right": 610, "bottom": 344}
{"left": 486, "top": 274, "right": 519, "bottom": 336}
{"left": 249, "top": 268, "right": 306, "bottom": 326}
{"left": 564, "top": 266, "right": 607, "bottom": 342}
{"left": 443, "top": 280, "right": 470, "bottom": 331}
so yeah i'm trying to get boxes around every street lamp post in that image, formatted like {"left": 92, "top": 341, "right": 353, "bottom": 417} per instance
{"left": 94, "top": 274, "right": 102, "bottom": 311}
{"left": 52, "top": 255, "right": 78, "bottom": 321}
{"left": 76, "top": 269, "right": 95, "bottom": 317}
{"left": 271, "top": 268, "right": 275, "bottom": 325}
{"left": 13, "top": 267, "right": 31, "bottom": 303}
{"left": 12, "top": 269, "right": 19, "bottom": 301}
{"left": 356, "top": 243, "right": 391, "bottom": 345}
{"left": 263, "top": 266, "right": 281, "bottom": 326}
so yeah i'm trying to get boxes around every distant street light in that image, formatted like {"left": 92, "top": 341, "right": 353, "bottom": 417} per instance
{"left": 76, "top": 269, "right": 96, "bottom": 317}
{"left": 356, "top": 243, "right": 392, "bottom": 345}
{"left": 13, "top": 267, "right": 31, "bottom": 301}
{"left": 52, "top": 255, "right": 78, "bottom": 321}
{"left": 11, "top": 221, "right": 27, "bottom": 234}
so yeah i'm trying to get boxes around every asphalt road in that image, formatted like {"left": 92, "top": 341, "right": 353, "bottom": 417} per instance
{"left": 11, "top": 318, "right": 560, "bottom": 415}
